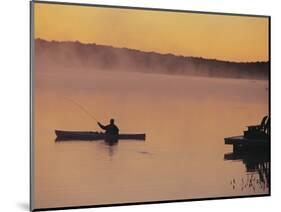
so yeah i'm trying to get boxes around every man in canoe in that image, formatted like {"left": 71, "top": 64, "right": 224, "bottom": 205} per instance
{"left": 98, "top": 118, "right": 119, "bottom": 135}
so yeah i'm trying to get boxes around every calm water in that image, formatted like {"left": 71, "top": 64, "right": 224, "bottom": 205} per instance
{"left": 34, "top": 68, "right": 269, "bottom": 208}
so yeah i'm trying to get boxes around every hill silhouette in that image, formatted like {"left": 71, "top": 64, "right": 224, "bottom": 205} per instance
{"left": 35, "top": 39, "right": 269, "bottom": 80}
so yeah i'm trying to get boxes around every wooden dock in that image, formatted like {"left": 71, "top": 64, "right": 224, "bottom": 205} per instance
{"left": 224, "top": 135, "right": 269, "bottom": 152}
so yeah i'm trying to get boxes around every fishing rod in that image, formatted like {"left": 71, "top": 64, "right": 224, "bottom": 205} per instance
{"left": 64, "top": 97, "right": 99, "bottom": 123}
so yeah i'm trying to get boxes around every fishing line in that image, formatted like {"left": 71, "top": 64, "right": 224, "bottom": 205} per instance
{"left": 63, "top": 97, "right": 99, "bottom": 122}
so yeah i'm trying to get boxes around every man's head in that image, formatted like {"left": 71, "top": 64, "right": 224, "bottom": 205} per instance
{"left": 110, "top": 118, "right": 115, "bottom": 124}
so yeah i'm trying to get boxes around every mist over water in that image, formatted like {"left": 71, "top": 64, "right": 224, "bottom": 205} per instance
{"left": 35, "top": 39, "right": 269, "bottom": 80}
{"left": 34, "top": 61, "right": 269, "bottom": 208}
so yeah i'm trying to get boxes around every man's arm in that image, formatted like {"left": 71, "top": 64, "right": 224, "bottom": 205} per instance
{"left": 98, "top": 122, "right": 107, "bottom": 130}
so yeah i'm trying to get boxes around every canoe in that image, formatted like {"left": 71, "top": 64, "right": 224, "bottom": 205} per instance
{"left": 55, "top": 130, "right": 146, "bottom": 141}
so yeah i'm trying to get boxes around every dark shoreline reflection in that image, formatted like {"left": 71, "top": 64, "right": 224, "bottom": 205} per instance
{"left": 224, "top": 147, "right": 270, "bottom": 191}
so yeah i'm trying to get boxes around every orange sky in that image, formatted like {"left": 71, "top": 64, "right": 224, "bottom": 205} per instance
{"left": 34, "top": 2, "right": 269, "bottom": 62}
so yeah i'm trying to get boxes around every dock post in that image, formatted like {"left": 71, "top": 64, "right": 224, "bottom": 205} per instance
{"left": 233, "top": 144, "right": 241, "bottom": 153}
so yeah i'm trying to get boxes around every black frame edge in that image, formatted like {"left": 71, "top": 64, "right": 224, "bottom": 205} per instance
{"left": 33, "top": 194, "right": 270, "bottom": 211}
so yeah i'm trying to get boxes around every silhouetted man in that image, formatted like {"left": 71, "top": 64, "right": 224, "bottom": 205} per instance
{"left": 98, "top": 119, "right": 119, "bottom": 135}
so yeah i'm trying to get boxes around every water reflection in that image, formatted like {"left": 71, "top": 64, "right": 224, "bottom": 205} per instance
{"left": 224, "top": 147, "right": 270, "bottom": 191}
{"left": 103, "top": 137, "right": 118, "bottom": 157}
{"left": 34, "top": 70, "right": 269, "bottom": 207}
{"left": 55, "top": 137, "right": 145, "bottom": 157}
